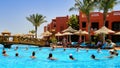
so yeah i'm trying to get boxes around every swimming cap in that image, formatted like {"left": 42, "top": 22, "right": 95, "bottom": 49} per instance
{"left": 69, "top": 54, "right": 72, "bottom": 56}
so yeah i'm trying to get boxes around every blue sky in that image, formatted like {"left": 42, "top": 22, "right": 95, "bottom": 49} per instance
{"left": 0, "top": 0, "right": 120, "bottom": 36}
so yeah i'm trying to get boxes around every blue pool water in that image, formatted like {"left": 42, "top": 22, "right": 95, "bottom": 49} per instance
{"left": 0, "top": 44, "right": 120, "bottom": 68}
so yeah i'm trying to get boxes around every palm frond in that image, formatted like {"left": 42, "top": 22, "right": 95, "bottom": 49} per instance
{"left": 26, "top": 13, "right": 47, "bottom": 38}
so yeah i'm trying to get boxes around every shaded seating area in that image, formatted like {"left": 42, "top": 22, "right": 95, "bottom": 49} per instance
{"left": 101, "top": 43, "right": 113, "bottom": 49}
{"left": 64, "top": 40, "right": 116, "bottom": 49}
{"left": 57, "top": 41, "right": 63, "bottom": 46}
{"left": 115, "top": 42, "right": 120, "bottom": 46}
{"left": 67, "top": 42, "right": 95, "bottom": 48}
{"left": 86, "top": 43, "right": 95, "bottom": 48}
{"left": 71, "top": 42, "right": 78, "bottom": 47}
{"left": 101, "top": 42, "right": 115, "bottom": 49}
{"left": 101, "top": 42, "right": 108, "bottom": 49}
{"left": 80, "top": 42, "right": 87, "bottom": 47}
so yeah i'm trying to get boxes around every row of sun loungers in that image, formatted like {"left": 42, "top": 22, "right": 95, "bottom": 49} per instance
{"left": 56, "top": 41, "right": 119, "bottom": 49}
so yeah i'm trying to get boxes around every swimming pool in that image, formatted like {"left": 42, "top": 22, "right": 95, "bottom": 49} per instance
{"left": 0, "top": 44, "right": 120, "bottom": 68}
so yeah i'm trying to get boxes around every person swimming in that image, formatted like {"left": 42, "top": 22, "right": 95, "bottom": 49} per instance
{"left": 106, "top": 50, "right": 119, "bottom": 58}
{"left": 97, "top": 48, "right": 101, "bottom": 53}
{"left": 2, "top": 50, "right": 8, "bottom": 56}
{"left": 91, "top": 54, "right": 99, "bottom": 60}
{"left": 39, "top": 47, "right": 42, "bottom": 50}
{"left": 63, "top": 47, "right": 66, "bottom": 51}
{"left": 91, "top": 54, "right": 95, "bottom": 59}
{"left": 14, "top": 46, "right": 18, "bottom": 51}
{"left": 30, "top": 51, "right": 36, "bottom": 59}
{"left": 15, "top": 52, "right": 19, "bottom": 57}
{"left": 86, "top": 48, "right": 89, "bottom": 52}
{"left": 25, "top": 47, "right": 28, "bottom": 50}
{"left": 69, "top": 54, "right": 75, "bottom": 60}
{"left": 51, "top": 46, "right": 55, "bottom": 51}
{"left": 76, "top": 47, "right": 79, "bottom": 52}
{"left": 48, "top": 53, "right": 57, "bottom": 60}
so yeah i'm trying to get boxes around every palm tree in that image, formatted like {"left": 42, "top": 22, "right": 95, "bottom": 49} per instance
{"left": 69, "top": 0, "right": 98, "bottom": 43}
{"left": 99, "top": 0, "right": 120, "bottom": 26}
{"left": 98, "top": 0, "right": 120, "bottom": 43}
{"left": 26, "top": 14, "right": 47, "bottom": 38}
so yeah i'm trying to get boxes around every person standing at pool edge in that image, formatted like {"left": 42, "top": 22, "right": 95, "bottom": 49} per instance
{"left": 62, "top": 37, "right": 67, "bottom": 47}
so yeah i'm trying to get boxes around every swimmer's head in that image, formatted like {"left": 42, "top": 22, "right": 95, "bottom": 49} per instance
{"left": 69, "top": 54, "right": 74, "bottom": 60}
{"left": 15, "top": 52, "right": 19, "bottom": 57}
{"left": 48, "top": 53, "right": 53, "bottom": 58}
{"left": 91, "top": 54, "right": 95, "bottom": 59}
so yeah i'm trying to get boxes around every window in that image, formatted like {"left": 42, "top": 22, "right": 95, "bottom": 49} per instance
{"left": 112, "top": 22, "right": 120, "bottom": 31}
{"left": 82, "top": 22, "right": 86, "bottom": 28}
{"left": 53, "top": 23, "right": 56, "bottom": 28}
{"left": 91, "top": 22, "right": 99, "bottom": 30}
{"left": 105, "top": 21, "right": 109, "bottom": 27}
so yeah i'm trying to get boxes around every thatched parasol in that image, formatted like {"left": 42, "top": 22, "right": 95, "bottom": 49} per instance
{"left": 62, "top": 26, "right": 77, "bottom": 42}
{"left": 1, "top": 30, "right": 11, "bottom": 36}
{"left": 95, "top": 26, "right": 115, "bottom": 34}
{"left": 95, "top": 26, "right": 115, "bottom": 43}
{"left": 41, "top": 31, "right": 52, "bottom": 37}
{"left": 62, "top": 26, "right": 77, "bottom": 33}
{"left": 115, "top": 32, "right": 120, "bottom": 35}
{"left": 55, "top": 32, "right": 63, "bottom": 36}
{"left": 74, "top": 29, "right": 88, "bottom": 42}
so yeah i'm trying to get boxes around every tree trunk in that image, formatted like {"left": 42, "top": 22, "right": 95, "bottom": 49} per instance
{"left": 103, "top": 11, "right": 107, "bottom": 26}
{"left": 35, "top": 26, "right": 37, "bottom": 38}
{"left": 103, "top": 11, "right": 107, "bottom": 43}
{"left": 87, "top": 14, "right": 91, "bottom": 43}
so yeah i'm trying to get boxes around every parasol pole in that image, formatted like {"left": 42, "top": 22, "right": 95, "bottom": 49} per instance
{"left": 84, "top": 35, "right": 85, "bottom": 43}
{"left": 58, "top": 36, "right": 59, "bottom": 42}
{"left": 103, "top": 33, "right": 105, "bottom": 43}
{"left": 79, "top": 34, "right": 81, "bottom": 43}
{"left": 69, "top": 35, "right": 71, "bottom": 42}
{"left": 67, "top": 35, "right": 68, "bottom": 43}
{"left": 80, "top": 31, "right": 82, "bottom": 43}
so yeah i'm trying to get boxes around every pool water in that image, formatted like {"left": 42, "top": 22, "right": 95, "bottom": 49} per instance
{"left": 0, "top": 44, "right": 120, "bottom": 68}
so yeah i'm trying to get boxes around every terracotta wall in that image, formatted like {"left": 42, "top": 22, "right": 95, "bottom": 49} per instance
{"left": 45, "top": 16, "right": 69, "bottom": 33}
{"left": 55, "top": 16, "right": 69, "bottom": 33}
{"left": 79, "top": 12, "right": 104, "bottom": 31}
{"left": 44, "top": 11, "right": 120, "bottom": 41}
{"left": 109, "top": 11, "right": 120, "bottom": 30}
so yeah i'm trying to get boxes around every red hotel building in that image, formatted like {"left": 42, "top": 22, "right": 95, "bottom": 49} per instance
{"left": 44, "top": 16, "right": 69, "bottom": 33}
{"left": 44, "top": 11, "right": 120, "bottom": 42}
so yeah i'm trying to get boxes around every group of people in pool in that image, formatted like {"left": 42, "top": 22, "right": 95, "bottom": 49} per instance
{"left": 91, "top": 48, "right": 119, "bottom": 60}
{"left": 1, "top": 48, "right": 76, "bottom": 60}
{"left": 2, "top": 48, "right": 19, "bottom": 57}
{"left": 30, "top": 51, "right": 76, "bottom": 60}
{"left": 47, "top": 53, "right": 76, "bottom": 60}
{"left": 1, "top": 46, "right": 119, "bottom": 60}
